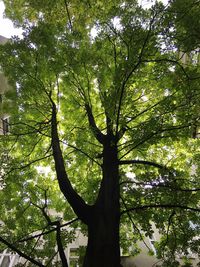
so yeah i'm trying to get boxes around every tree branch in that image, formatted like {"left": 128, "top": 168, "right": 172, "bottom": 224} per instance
{"left": 18, "top": 218, "right": 79, "bottom": 243}
{"left": 64, "top": 141, "right": 101, "bottom": 166}
{"left": 64, "top": 0, "right": 73, "bottom": 31}
{"left": 85, "top": 103, "right": 106, "bottom": 144}
{"left": 120, "top": 196, "right": 152, "bottom": 251}
{"left": 164, "top": 211, "right": 176, "bottom": 252}
{"left": 120, "top": 179, "right": 200, "bottom": 192}
{"left": 51, "top": 101, "right": 91, "bottom": 224}
{"left": 121, "top": 204, "right": 200, "bottom": 216}
{"left": 115, "top": 9, "right": 158, "bottom": 135}
{"left": 119, "top": 122, "right": 191, "bottom": 159}
{"left": 0, "top": 236, "right": 45, "bottom": 267}
{"left": 55, "top": 221, "right": 69, "bottom": 267}
{"left": 118, "top": 159, "right": 166, "bottom": 169}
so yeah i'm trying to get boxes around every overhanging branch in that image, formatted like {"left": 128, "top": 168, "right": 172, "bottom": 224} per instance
{"left": 121, "top": 204, "right": 200, "bottom": 216}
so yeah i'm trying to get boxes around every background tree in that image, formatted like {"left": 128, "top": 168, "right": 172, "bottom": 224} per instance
{"left": 0, "top": 0, "right": 200, "bottom": 266}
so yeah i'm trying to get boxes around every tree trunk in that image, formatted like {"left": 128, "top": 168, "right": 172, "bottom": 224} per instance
{"left": 83, "top": 138, "right": 122, "bottom": 267}
{"left": 83, "top": 208, "right": 121, "bottom": 267}
{"left": 52, "top": 104, "right": 122, "bottom": 266}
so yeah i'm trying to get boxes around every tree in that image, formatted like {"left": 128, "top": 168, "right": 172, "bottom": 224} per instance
{"left": 0, "top": 0, "right": 200, "bottom": 266}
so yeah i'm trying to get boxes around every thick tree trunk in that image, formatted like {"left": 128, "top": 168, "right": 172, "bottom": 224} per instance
{"left": 83, "top": 208, "right": 121, "bottom": 267}
{"left": 52, "top": 103, "right": 122, "bottom": 266}
{"left": 83, "top": 138, "right": 122, "bottom": 267}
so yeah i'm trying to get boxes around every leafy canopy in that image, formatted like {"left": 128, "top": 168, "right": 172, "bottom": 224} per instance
{"left": 0, "top": 0, "right": 200, "bottom": 266}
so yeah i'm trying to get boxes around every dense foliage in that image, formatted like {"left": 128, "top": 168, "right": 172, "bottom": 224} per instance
{"left": 0, "top": 0, "right": 200, "bottom": 266}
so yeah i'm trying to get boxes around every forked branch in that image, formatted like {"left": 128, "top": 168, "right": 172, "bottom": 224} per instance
{"left": 51, "top": 100, "right": 91, "bottom": 224}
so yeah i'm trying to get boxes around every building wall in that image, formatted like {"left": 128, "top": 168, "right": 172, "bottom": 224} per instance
{"left": 1, "top": 229, "right": 198, "bottom": 267}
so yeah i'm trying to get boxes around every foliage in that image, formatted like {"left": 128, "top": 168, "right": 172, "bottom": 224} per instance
{"left": 0, "top": 0, "right": 200, "bottom": 266}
